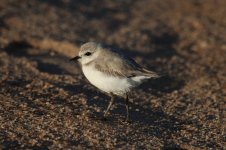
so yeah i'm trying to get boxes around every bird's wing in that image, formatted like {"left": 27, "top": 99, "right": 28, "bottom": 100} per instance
{"left": 94, "top": 47, "right": 159, "bottom": 78}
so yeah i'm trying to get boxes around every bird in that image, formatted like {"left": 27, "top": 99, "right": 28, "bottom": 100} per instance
{"left": 70, "top": 42, "right": 160, "bottom": 121}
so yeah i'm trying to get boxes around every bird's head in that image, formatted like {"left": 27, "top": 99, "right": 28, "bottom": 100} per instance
{"left": 70, "top": 42, "right": 100, "bottom": 65}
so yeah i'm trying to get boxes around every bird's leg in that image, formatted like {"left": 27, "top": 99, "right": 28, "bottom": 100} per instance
{"left": 103, "top": 93, "right": 114, "bottom": 119}
{"left": 125, "top": 94, "right": 130, "bottom": 122}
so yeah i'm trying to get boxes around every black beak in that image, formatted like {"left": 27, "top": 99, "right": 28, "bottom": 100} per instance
{"left": 70, "top": 56, "right": 81, "bottom": 61}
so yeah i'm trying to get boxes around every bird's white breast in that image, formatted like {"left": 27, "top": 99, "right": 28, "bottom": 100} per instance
{"left": 82, "top": 66, "right": 135, "bottom": 95}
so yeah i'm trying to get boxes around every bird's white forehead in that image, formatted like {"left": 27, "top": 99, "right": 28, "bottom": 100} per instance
{"left": 79, "top": 42, "right": 98, "bottom": 55}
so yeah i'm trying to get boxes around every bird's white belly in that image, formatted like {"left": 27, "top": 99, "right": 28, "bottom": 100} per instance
{"left": 82, "top": 66, "right": 133, "bottom": 95}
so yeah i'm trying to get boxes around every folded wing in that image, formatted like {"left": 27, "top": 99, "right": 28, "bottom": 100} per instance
{"left": 94, "top": 46, "right": 160, "bottom": 78}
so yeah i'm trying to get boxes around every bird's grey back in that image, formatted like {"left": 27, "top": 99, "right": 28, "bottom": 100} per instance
{"left": 93, "top": 44, "right": 159, "bottom": 78}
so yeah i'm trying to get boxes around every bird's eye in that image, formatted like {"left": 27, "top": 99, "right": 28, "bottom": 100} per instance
{"left": 85, "top": 52, "right": 92, "bottom": 56}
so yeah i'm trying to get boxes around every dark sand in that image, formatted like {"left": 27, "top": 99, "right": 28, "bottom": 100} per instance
{"left": 0, "top": 0, "right": 225, "bottom": 149}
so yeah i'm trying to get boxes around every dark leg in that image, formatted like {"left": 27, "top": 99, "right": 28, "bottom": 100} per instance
{"left": 125, "top": 94, "right": 129, "bottom": 121}
{"left": 103, "top": 93, "right": 114, "bottom": 118}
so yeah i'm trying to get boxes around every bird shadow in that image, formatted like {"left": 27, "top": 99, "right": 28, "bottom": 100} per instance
{"left": 3, "top": 40, "right": 76, "bottom": 75}
{"left": 141, "top": 76, "right": 185, "bottom": 96}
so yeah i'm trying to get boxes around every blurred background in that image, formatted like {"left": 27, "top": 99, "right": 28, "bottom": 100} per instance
{"left": 0, "top": 0, "right": 225, "bottom": 149}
